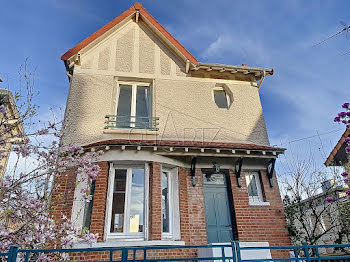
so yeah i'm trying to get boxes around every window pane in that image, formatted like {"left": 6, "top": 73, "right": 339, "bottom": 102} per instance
{"left": 82, "top": 180, "right": 96, "bottom": 230}
{"left": 135, "top": 86, "right": 150, "bottom": 128}
{"left": 116, "top": 85, "right": 132, "bottom": 128}
{"left": 162, "top": 171, "right": 170, "bottom": 233}
{"left": 202, "top": 173, "right": 225, "bottom": 185}
{"left": 247, "top": 175, "right": 259, "bottom": 197}
{"left": 214, "top": 90, "right": 228, "bottom": 109}
{"left": 110, "top": 169, "right": 127, "bottom": 233}
{"left": 129, "top": 169, "right": 144, "bottom": 233}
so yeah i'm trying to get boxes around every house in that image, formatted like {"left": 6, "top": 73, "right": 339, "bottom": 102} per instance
{"left": 284, "top": 178, "right": 350, "bottom": 252}
{"left": 52, "top": 2, "right": 291, "bottom": 259}
{"left": 0, "top": 88, "right": 23, "bottom": 178}
{"left": 325, "top": 129, "right": 350, "bottom": 169}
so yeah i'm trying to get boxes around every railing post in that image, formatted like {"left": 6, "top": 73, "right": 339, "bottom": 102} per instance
{"left": 314, "top": 246, "right": 321, "bottom": 262}
{"left": 302, "top": 243, "right": 311, "bottom": 262}
{"left": 121, "top": 248, "right": 128, "bottom": 262}
{"left": 293, "top": 248, "right": 299, "bottom": 262}
{"left": 235, "top": 241, "right": 241, "bottom": 262}
{"left": 7, "top": 246, "right": 18, "bottom": 262}
{"left": 221, "top": 246, "right": 226, "bottom": 262}
{"left": 231, "top": 241, "right": 237, "bottom": 262}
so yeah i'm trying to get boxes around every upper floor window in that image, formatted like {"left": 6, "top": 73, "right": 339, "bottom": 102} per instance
{"left": 116, "top": 82, "right": 151, "bottom": 129}
{"left": 245, "top": 171, "right": 264, "bottom": 203}
{"left": 213, "top": 85, "right": 232, "bottom": 109}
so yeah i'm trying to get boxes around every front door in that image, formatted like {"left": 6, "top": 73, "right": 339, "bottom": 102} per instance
{"left": 202, "top": 171, "right": 233, "bottom": 243}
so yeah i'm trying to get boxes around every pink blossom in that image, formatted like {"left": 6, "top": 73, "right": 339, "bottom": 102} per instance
{"left": 344, "top": 137, "right": 350, "bottom": 144}
{"left": 325, "top": 197, "right": 333, "bottom": 203}
{"left": 346, "top": 146, "right": 350, "bottom": 153}
{"left": 341, "top": 172, "right": 349, "bottom": 177}
{"left": 338, "top": 112, "right": 347, "bottom": 118}
{"left": 346, "top": 190, "right": 350, "bottom": 196}
{"left": 342, "top": 102, "right": 350, "bottom": 109}
{"left": 85, "top": 232, "right": 99, "bottom": 245}
{"left": 344, "top": 178, "right": 349, "bottom": 183}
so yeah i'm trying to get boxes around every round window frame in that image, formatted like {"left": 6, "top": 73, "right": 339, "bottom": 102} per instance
{"left": 212, "top": 84, "right": 233, "bottom": 110}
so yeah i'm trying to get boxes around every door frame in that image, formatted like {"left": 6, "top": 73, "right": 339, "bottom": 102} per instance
{"left": 201, "top": 168, "right": 238, "bottom": 243}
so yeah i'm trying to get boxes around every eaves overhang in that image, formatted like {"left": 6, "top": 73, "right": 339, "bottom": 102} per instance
{"left": 191, "top": 63, "right": 274, "bottom": 80}
{"left": 83, "top": 139, "right": 285, "bottom": 158}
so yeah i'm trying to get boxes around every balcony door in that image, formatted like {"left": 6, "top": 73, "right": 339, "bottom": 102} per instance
{"left": 115, "top": 82, "right": 151, "bottom": 129}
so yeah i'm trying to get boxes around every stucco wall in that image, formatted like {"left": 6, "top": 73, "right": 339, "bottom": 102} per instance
{"left": 62, "top": 18, "right": 270, "bottom": 146}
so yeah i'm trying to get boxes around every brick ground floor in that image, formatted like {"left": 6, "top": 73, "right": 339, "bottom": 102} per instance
{"left": 50, "top": 148, "right": 291, "bottom": 260}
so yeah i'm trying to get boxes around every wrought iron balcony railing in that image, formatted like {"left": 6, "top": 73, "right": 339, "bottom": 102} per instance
{"left": 105, "top": 115, "right": 159, "bottom": 131}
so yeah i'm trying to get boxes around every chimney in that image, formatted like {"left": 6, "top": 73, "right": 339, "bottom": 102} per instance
{"left": 241, "top": 63, "right": 247, "bottom": 67}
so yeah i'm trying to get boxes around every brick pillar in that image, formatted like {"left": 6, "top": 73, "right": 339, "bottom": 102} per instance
{"left": 149, "top": 162, "right": 162, "bottom": 240}
{"left": 178, "top": 167, "right": 190, "bottom": 243}
{"left": 90, "top": 162, "right": 109, "bottom": 242}
{"left": 179, "top": 167, "right": 207, "bottom": 245}
{"left": 50, "top": 167, "right": 77, "bottom": 223}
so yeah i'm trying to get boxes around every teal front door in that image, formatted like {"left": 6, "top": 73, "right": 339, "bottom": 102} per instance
{"left": 202, "top": 171, "right": 234, "bottom": 243}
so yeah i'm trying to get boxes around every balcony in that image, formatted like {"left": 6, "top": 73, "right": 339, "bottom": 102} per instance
{"left": 105, "top": 115, "right": 159, "bottom": 131}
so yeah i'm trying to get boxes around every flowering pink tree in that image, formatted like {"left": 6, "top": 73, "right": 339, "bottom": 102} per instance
{"left": 0, "top": 63, "right": 102, "bottom": 261}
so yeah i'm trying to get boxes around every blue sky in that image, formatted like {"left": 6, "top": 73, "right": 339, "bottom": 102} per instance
{"left": 1, "top": 0, "right": 349, "bottom": 176}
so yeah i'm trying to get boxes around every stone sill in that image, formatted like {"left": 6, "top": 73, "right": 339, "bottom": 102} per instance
{"left": 74, "top": 240, "right": 185, "bottom": 248}
{"left": 248, "top": 201, "right": 270, "bottom": 206}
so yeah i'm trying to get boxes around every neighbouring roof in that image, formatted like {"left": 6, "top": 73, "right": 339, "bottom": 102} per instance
{"left": 0, "top": 88, "right": 25, "bottom": 143}
{"left": 61, "top": 3, "right": 273, "bottom": 77}
{"left": 324, "top": 129, "right": 350, "bottom": 166}
{"left": 85, "top": 139, "right": 285, "bottom": 155}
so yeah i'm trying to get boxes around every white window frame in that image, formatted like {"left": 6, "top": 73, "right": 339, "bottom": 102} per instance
{"left": 161, "top": 167, "right": 180, "bottom": 240}
{"left": 161, "top": 169, "right": 173, "bottom": 238}
{"left": 115, "top": 81, "right": 152, "bottom": 128}
{"left": 212, "top": 86, "right": 231, "bottom": 110}
{"left": 245, "top": 171, "right": 264, "bottom": 204}
{"left": 105, "top": 163, "right": 149, "bottom": 240}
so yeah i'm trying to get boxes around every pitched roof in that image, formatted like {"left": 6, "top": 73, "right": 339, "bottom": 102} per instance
{"left": 324, "top": 128, "right": 350, "bottom": 166}
{"left": 61, "top": 3, "right": 198, "bottom": 64}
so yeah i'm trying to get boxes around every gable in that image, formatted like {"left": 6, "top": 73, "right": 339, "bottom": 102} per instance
{"left": 76, "top": 18, "right": 188, "bottom": 77}
{"left": 62, "top": 3, "right": 197, "bottom": 66}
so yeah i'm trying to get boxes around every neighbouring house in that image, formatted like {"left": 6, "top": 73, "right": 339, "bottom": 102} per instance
{"left": 0, "top": 88, "right": 23, "bottom": 178}
{"left": 52, "top": 2, "right": 291, "bottom": 260}
{"left": 285, "top": 178, "right": 349, "bottom": 252}
{"left": 325, "top": 129, "right": 350, "bottom": 169}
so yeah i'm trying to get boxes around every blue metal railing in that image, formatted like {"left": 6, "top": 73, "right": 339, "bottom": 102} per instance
{"left": 105, "top": 115, "right": 159, "bottom": 131}
{"left": 2, "top": 242, "right": 350, "bottom": 262}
